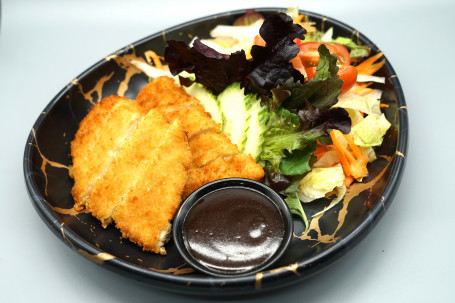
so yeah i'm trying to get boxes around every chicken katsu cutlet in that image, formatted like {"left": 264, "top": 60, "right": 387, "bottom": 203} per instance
{"left": 137, "top": 76, "right": 199, "bottom": 112}
{"left": 84, "top": 109, "right": 173, "bottom": 227}
{"left": 70, "top": 96, "right": 191, "bottom": 254}
{"left": 136, "top": 76, "right": 264, "bottom": 197}
{"left": 113, "top": 119, "right": 191, "bottom": 254}
{"left": 70, "top": 96, "right": 143, "bottom": 211}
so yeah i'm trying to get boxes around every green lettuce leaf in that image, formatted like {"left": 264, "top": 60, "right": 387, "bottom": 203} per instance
{"left": 330, "top": 36, "right": 371, "bottom": 60}
{"left": 285, "top": 193, "right": 309, "bottom": 233}
{"left": 279, "top": 44, "right": 343, "bottom": 111}
{"left": 279, "top": 144, "right": 316, "bottom": 175}
{"left": 260, "top": 108, "right": 324, "bottom": 169}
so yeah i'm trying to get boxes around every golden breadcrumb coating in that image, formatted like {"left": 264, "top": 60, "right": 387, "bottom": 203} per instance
{"left": 112, "top": 119, "right": 191, "bottom": 254}
{"left": 189, "top": 131, "right": 239, "bottom": 168}
{"left": 84, "top": 109, "right": 171, "bottom": 227}
{"left": 70, "top": 96, "right": 143, "bottom": 211}
{"left": 166, "top": 105, "right": 221, "bottom": 138}
{"left": 183, "top": 154, "right": 265, "bottom": 197}
{"left": 137, "top": 76, "right": 199, "bottom": 112}
{"left": 136, "top": 76, "right": 265, "bottom": 198}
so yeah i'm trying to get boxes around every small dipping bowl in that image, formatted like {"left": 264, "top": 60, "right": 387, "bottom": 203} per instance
{"left": 173, "top": 178, "right": 293, "bottom": 277}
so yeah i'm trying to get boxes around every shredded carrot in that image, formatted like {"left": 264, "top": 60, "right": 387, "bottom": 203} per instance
{"left": 380, "top": 103, "right": 390, "bottom": 108}
{"left": 144, "top": 50, "right": 164, "bottom": 69}
{"left": 344, "top": 175, "right": 354, "bottom": 187}
{"left": 313, "top": 143, "right": 331, "bottom": 161}
{"left": 294, "top": 14, "right": 304, "bottom": 23}
{"left": 253, "top": 34, "right": 266, "bottom": 47}
{"left": 350, "top": 82, "right": 374, "bottom": 95}
{"left": 356, "top": 52, "right": 385, "bottom": 76}
{"left": 330, "top": 130, "right": 368, "bottom": 182}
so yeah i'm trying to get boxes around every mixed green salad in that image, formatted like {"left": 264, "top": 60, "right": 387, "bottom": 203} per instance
{"left": 134, "top": 8, "right": 391, "bottom": 232}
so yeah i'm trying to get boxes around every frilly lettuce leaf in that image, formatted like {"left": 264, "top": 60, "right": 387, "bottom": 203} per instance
{"left": 164, "top": 39, "right": 250, "bottom": 95}
{"left": 248, "top": 12, "right": 306, "bottom": 92}
{"left": 279, "top": 44, "right": 343, "bottom": 111}
{"left": 260, "top": 101, "right": 351, "bottom": 172}
{"left": 260, "top": 108, "right": 320, "bottom": 169}
{"left": 350, "top": 113, "right": 391, "bottom": 147}
{"left": 164, "top": 12, "right": 306, "bottom": 96}
{"left": 298, "top": 101, "right": 351, "bottom": 134}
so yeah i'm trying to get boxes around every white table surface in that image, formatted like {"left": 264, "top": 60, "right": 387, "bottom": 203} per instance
{"left": 2, "top": 0, "right": 454, "bottom": 301}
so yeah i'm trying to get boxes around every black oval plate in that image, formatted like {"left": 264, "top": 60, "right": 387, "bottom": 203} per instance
{"left": 23, "top": 8, "right": 408, "bottom": 296}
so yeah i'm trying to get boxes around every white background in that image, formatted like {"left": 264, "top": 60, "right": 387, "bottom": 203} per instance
{"left": 1, "top": 0, "right": 454, "bottom": 302}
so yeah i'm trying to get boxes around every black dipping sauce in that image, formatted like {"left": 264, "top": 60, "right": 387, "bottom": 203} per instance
{"left": 183, "top": 187, "right": 285, "bottom": 274}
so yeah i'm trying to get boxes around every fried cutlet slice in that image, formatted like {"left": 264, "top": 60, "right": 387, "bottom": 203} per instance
{"left": 84, "top": 109, "right": 171, "bottom": 227}
{"left": 112, "top": 119, "right": 191, "bottom": 254}
{"left": 70, "top": 96, "right": 143, "bottom": 211}
{"left": 189, "top": 131, "right": 239, "bottom": 168}
{"left": 183, "top": 153, "right": 265, "bottom": 197}
{"left": 166, "top": 105, "right": 221, "bottom": 138}
{"left": 137, "top": 76, "right": 265, "bottom": 199}
{"left": 137, "top": 76, "right": 199, "bottom": 112}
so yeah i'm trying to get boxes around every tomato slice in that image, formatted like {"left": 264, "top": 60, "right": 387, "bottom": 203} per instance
{"left": 305, "top": 66, "right": 317, "bottom": 80}
{"left": 297, "top": 42, "right": 337, "bottom": 67}
{"left": 332, "top": 44, "right": 351, "bottom": 65}
{"left": 305, "top": 65, "right": 357, "bottom": 94}
{"left": 296, "top": 42, "right": 351, "bottom": 67}
{"left": 338, "top": 65, "right": 357, "bottom": 92}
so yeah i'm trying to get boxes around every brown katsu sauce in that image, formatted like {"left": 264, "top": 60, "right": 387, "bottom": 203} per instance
{"left": 182, "top": 187, "right": 285, "bottom": 274}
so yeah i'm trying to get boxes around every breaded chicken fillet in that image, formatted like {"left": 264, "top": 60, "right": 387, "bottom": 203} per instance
{"left": 70, "top": 96, "right": 143, "bottom": 211}
{"left": 84, "top": 109, "right": 172, "bottom": 227}
{"left": 183, "top": 154, "right": 265, "bottom": 197}
{"left": 137, "top": 76, "right": 199, "bottom": 112}
{"left": 113, "top": 119, "right": 191, "bottom": 254}
{"left": 71, "top": 96, "right": 191, "bottom": 254}
{"left": 136, "top": 76, "right": 264, "bottom": 197}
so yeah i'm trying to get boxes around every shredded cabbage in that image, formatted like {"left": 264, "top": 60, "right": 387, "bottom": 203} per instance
{"left": 298, "top": 164, "right": 345, "bottom": 202}
{"left": 334, "top": 90, "right": 382, "bottom": 116}
{"left": 356, "top": 74, "right": 386, "bottom": 83}
{"left": 351, "top": 114, "right": 391, "bottom": 147}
